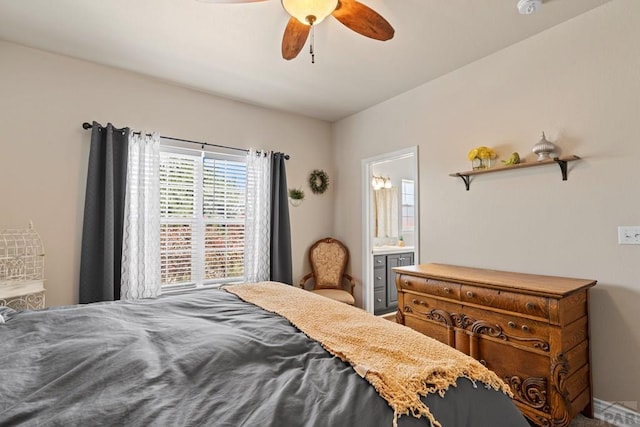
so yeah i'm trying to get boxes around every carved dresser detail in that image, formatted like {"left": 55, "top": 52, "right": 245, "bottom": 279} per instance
{"left": 393, "top": 263, "right": 596, "bottom": 427}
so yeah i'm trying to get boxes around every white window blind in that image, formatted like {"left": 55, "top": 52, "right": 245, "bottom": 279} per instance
{"left": 401, "top": 179, "right": 415, "bottom": 232}
{"left": 160, "top": 148, "right": 247, "bottom": 288}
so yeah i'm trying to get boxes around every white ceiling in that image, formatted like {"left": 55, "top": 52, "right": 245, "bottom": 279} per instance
{"left": 0, "top": 0, "right": 611, "bottom": 122}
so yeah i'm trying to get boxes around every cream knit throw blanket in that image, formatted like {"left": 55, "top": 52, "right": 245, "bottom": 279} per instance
{"left": 225, "top": 282, "right": 512, "bottom": 427}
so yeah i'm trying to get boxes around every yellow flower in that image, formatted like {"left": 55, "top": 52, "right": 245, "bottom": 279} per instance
{"left": 467, "top": 146, "right": 497, "bottom": 162}
{"left": 477, "top": 146, "right": 497, "bottom": 160}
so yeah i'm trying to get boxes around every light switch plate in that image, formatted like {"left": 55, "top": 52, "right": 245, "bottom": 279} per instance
{"left": 618, "top": 226, "right": 640, "bottom": 245}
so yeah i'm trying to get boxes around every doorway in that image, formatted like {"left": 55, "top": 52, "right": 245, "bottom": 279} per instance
{"left": 361, "top": 146, "right": 419, "bottom": 314}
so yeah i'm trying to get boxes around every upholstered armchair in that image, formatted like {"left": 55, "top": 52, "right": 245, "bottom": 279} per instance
{"left": 299, "top": 237, "right": 356, "bottom": 305}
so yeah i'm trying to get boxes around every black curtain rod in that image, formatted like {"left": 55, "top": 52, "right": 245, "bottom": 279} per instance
{"left": 82, "top": 122, "right": 289, "bottom": 160}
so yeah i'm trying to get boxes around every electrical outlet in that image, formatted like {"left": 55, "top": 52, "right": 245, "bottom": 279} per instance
{"left": 618, "top": 226, "right": 640, "bottom": 245}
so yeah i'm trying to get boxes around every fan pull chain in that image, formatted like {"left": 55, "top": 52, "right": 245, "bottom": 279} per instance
{"left": 309, "top": 24, "right": 315, "bottom": 64}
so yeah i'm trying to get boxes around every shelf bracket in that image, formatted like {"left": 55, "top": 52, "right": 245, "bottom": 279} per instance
{"left": 553, "top": 158, "right": 569, "bottom": 181}
{"left": 456, "top": 173, "right": 471, "bottom": 191}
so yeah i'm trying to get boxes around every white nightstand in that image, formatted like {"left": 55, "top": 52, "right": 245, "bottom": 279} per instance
{"left": 1, "top": 222, "right": 46, "bottom": 311}
{"left": 0, "top": 280, "right": 46, "bottom": 311}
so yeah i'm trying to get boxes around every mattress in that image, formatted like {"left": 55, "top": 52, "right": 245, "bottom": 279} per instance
{"left": 0, "top": 287, "right": 528, "bottom": 427}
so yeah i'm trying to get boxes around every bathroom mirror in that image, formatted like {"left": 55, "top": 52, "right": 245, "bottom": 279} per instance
{"left": 361, "top": 146, "right": 419, "bottom": 314}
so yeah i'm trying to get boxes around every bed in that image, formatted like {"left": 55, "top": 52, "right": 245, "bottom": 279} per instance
{"left": 0, "top": 282, "right": 528, "bottom": 427}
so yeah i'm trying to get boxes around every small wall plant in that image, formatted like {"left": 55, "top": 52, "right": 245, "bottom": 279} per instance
{"left": 288, "top": 188, "right": 305, "bottom": 207}
{"left": 288, "top": 188, "right": 305, "bottom": 200}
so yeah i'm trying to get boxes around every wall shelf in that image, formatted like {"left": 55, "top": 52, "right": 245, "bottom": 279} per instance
{"left": 449, "top": 155, "right": 581, "bottom": 191}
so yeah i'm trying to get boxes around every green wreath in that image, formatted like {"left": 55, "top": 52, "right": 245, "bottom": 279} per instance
{"left": 308, "top": 169, "right": 329, "bottom": 194}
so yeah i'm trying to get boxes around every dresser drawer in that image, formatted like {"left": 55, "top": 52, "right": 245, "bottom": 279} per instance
{"left": 374, "top": 255, "right": 386, "bottom": 268}
{"left": 404, "top": 315, "right": 453, "bottom": 346}
{"left": 398, "top": 274, "right": 461, "bottom": 300}
{"left": 460, "top": 285, "right": 549, "bottom": 319}
{"left": 478, "top": 338, "right": 551, "bottom": 413}
{"left": 402, "top": 294, "right": 462, "bottom": 327}
{"left": 462, "top": 305, "right": 550, "bottom": 353}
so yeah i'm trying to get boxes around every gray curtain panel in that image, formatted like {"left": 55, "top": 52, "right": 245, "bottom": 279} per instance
{"left": 270, "top": 152, "right": 293, "bottom": 284}
{"left": 79, "top": 122, "right": 130, "bottom": 303}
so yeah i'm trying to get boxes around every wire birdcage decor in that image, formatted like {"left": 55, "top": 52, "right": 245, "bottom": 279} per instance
{"left": 0, "top": 222, "right": 45, "bottom": 284}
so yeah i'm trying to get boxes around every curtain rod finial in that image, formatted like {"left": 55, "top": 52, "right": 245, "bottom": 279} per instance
{"left": 82, "top": 122, "right": 92, "bottom": 129}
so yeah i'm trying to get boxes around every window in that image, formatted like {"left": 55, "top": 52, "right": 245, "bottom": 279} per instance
{"left": 401, "top": 179, "right": 415, "bottom": 233}
{"left": 160, "top": 147, "right": 247, "bottom": 289}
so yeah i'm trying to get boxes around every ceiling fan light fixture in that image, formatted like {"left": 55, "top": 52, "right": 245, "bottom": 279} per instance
{"left": 196, "top": 0, "right": 267, "bottom": 3}
{"left": 281, "top": 0, "right": 338, "bottom": 25}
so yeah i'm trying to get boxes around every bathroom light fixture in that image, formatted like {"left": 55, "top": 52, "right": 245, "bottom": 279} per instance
{"left": 371, "top": 176, "right": 382, "bottom": 190}
{"left": 371, "top": 176, "right": 391, "bottom": 190}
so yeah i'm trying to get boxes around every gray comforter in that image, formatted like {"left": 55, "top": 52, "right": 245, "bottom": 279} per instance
{"left": 0, "top": 288, "right": 528, "bottom": 427}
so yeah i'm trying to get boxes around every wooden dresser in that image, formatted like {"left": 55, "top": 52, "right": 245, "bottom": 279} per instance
{"left": 393, "top": 263, "right": 596, "bottom": 427}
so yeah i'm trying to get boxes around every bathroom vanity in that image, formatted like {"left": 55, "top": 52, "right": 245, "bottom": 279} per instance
{"left": 373, "top": 247, "right": 414, "bottom": 315}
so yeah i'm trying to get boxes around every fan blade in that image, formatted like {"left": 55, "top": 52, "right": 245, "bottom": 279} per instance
{"left": 282, "top": 17, "right": 311, "bottom": 60}
{"left": 331, "top": 0, "right": 394, "bottom": 41}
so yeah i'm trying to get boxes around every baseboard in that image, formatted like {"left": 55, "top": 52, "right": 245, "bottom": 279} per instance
{"left": 594, "top": 398, "right": 640, "bottom": 426}
{"left": 377, "top": 312, "right": 397, "bottom": 322}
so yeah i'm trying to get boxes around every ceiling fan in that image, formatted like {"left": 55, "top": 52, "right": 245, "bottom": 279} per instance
{"left": 201, "top": 0, "right": 395, "bottom": 62}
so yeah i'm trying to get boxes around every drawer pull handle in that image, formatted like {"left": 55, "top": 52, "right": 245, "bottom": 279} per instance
{"left": 412, "top": 299, "right": 419, "bottom": 305}
{"left": 443, "top": 287, "right": 451, "bottom": 294}
{"left": 399, "top": 257, "right": 405, "bottom": 261}
{"left": 403, "top": 280, "right": 409, "bottom": 285}
{"left": 526, "top": 302, "right": 535, "bottom": 310}
{"left": 508, "top": 321, "right": 516, "bottom": 329}
{"left": 376, "top": 276, "right": 383, "bottom": 280}
{"left": 480, "top": 360, "right": 487, "bottom": 366}
{"left": 419, "top": 300, "right": 427, "bottom": 307}
{"left": 377, "top": 298, "right": 383, "bottom": 302}
{"left": 521, "top": 325, "right": 530, "bottom": 332}
{"left": 466, "top": 290, "right": 474, "bottom": 298}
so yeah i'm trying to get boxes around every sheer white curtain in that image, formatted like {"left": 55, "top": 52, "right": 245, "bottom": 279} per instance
{"left": 244, "top": 149, "right": 271, "bottom": 282}
{"left": 121, "top": 132, "right": 161, "bottom": 299}
{"left": 374, "top": 187, "right": 399, "bottom": 238}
